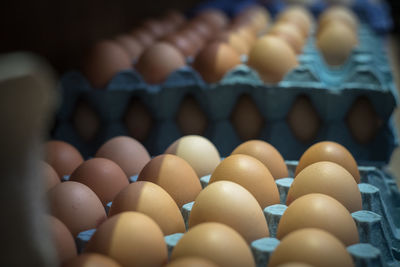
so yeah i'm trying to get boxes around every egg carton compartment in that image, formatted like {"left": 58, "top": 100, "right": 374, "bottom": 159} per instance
{"left": 74, "top": 162, "right": 400, "bottom": 267}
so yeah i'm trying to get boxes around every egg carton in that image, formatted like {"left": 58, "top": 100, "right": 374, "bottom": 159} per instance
{"left": 74, "top": 161, "right": 400, "bottom": 267}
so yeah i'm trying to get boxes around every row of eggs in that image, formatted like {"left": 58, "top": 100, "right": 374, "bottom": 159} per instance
{"left": 43, "top": 135, "right": 363, "bottom": 266}
{"left": 81, "top": 4, "right": 360, "bottom": 88}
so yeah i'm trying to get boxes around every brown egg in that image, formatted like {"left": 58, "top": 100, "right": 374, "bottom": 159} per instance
{"left": 163, "top": 33, "right": 198, "bottom": 58}
{"left": 231, "top": 140, "right": 288, "bottom": 179}
{"left": 163, "top": 9, "right": 186, "bottom": 29}
{"left": 318, "top": 6, "right": 358, "bottom": 34}
{"left": 137, "top": 154, "right": 202, "bottom": 207}
{"left": 276, "top": 193, "right": 359, "bottom": 246}
{"left": 108, "top": 181, "right": 185, "bottom": 235}
{"left": 115, "top": 34, "right": 144, "bottom": 61}
{"left": 123, "top": 98, "right": 153, "bottom": 142}
{"left": 180, "top": 28, "right": 206, "bottom": 54}
{"left": 82, "top": 40, "right": 132, "bottom": 89}
{"left": 195, "top": 9, "right": 229, "bottom": 32}
{"left": 236, "top": 5, "right": 271, "bottom": 35}
{"left": 48, "top": 181, "right": 107, "bottom": 237}
{"left": 95, "top": 136, "right": 151, "bottom": 177}
{"left": 165, "top": 135, "right": 221, "bottom": 178}
{"left": 42, "top": 161, "right": 60, "bottom": 191}
{"left": 268, "top": 22, "right": 305, "bottom": 54}
{"left": 187, "top": 19, "right": 215, "bottom": 41}
{"left": 210, "top": 154, "right": 279, "bottom": 208}
{"left": 44, "top": 140, "right": 84, "bottom": 178}
{"left": 230, "top": 94, "right": 264, "bottom": 140}
{"left": 230, "top": 24, "right": 257, "bottom": 48}
{"left": 85, "top": 212, "right": 168, "bottom": 267}
{"left": 216, "top": 31, "right": 250, "bottom": 55}
{"left": 135, "top": 42, "right": 186, "bottom": 84}
{"left": 286, "top": 95, "right": 321, "bottom": 143}
{"left": 62, "top": 253, "right": 121, "bottom": 267}
{"left": 166, "top": 257, "right": 219, "bottom": 267}
{"left": 130, "top": 27, "right": 155, "bottom": 47}
{"left": 193, "top": 41, "right": 241, "bottom": 83}
{"left": 316, "top": 21, "right": 358, "bottom": 66}
{"left": 269, "top": 228, "right": 355, "bottom": 267}
{"left": 48, "top": 215, "right": 77, "bottom": 264}
{"left": 142, "top": 19, "right": 166, "bottom": 39}
{"left": 176, "top": 95, "right": 208, "bottom": 136}
{"left": 69, "top": 158, "right": 129, "bottom": 206}
{"left": 295, "top": 141, "right": 360, "bottom": 183}
{"left": 248, "top": 35, "right": 298, "bottom": 83}
{"left": 71, "top": 100, "right": 100, "bottom": 141}
{"left": 277, "top": 6, "right": 313, "bottom": 37}
{"left": 346, "top": 96, "right": 382, "bottom": 144}
{"left": 171, "top": 222, "right": 255, "bottom": 267}
{"left": 288, "top": 161, "right": 362, "bottom": 212}
{"left": 189, "top": 181, "right": 270, "bottom": 243}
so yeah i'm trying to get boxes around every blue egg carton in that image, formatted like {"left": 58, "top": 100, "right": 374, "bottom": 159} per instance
{"left": 75, "top": 161, "right": 400, "bottom": 267}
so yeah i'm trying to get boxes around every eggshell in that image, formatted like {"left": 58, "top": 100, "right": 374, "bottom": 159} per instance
{"left": 44, "top": 140, "right": 84, "bottom": 178}
{"left": 216, "top": 31, "right": 250, "bottom": 55}
{"left": 62, "top": 253, "right": 121, "bottom": 267}
{"left": 42, "top": 161, "right": 60, "bottom": 191}
{"left": 176, "top": 95, "right": 208, "bottom": 135}
{"left": 163, "top": 10, "right": 186, "bottom": 29}
{"left": 165, "top": 135, "right": 220, "bottom": 178}
{"left": 85, "top": 212, "right": 168, "bottom": 267}
{"left": 277, "top": 6, "right": 313, "bottom": 37}
{"left": 230, "top": 24, "right": 257, "bottom": 48}
{"left": 195, "top": 9, "right": 229, "bottom": 32}
{"left": 318, "top": 6, "right": 358, "bottom": 34}
{"left": 236, "top": 5, "right": 270, "bottom": 35}
{"left": 187, "top": 19, "right": 215, "bottom": 41}
{"left": 108, "top": 181, "right": 185, "bottom": 235}
{"left": 48, "top": 181, "right": 107, "bottom": 237}
{"left": 115, "top": 34, "right": 144, "bottom": 61}
{"left": 71, "top": 100, "right": 100, "bottom": 141}
{"left": 69, "top": 158, "right": 129, "bottom": 206}
{"left": 269, "top": 228, "right": 355, "bottom": 267}
{"left": 189, "top": 181, "right": 269, "bottom": 243}
{"left": 142, "top": 19, "right": 166, "bottom": 39}
{"left": 287, "top": 161, "right": 362, "bottom": 212}
{"left": 268, "top": 22, "right": 305, "bottom": 54}
{"left": 135, "top": 42, "right": 186, "bottom": 84}
{"left": 231, "top": 140, "right": 288, "bottom": 179}
{"left": 95, "top": 136, "right": 151, "bottom": 177}
{"left": 209, "top": 154, "right": 279, "bottom": 208}
{"left": 316, "top": 21, "right": 358, "bottom": 66}
{"left": 48, "top": 215, "right": 77, "bottom": 264}
{"left": 163, "top": 33, "right": 198, "bottom": 57}
{"left": 276, "top": 193, "right": 359, "bottom": 246}
{"left": 171, "top": 222, "right": 255, "bottom": 267}
{"left": 166, "top": 257, "right": 219, "bottom": 267}
{"left": 82, "top": 40, "right": 132, "bottom": 89}
{"left": 193, "top": 41, "right": 241, "bottom": 83}
{"left": 180, "top": 28, "right": 206, "bottom": 53}
{"left": 130, "top": 28, "right": 155, "bottom": 47}
{"left": 295, "top": 141, "right": 360, "bottom": 183}
{"left": 137, "top": 154, "right": 202, "bottom": 208}
{"left": 248, "top": 35, "right": 298, "bottom": 83}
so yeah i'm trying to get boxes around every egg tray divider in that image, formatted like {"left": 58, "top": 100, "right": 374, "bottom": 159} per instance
{"left": 74, "top": 161, "right": 400, "bottom": 267}
{"left": 55, "top": 24, "right": 398, "bottom": 163}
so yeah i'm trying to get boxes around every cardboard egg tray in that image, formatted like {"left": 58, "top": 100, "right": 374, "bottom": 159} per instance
{"left": 74, "top": 161, "right": 400, "bottom": 267}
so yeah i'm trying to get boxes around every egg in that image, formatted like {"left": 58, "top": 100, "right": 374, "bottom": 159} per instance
{"left": 163, "top": 9, "right": 186, "bottom": 29}
{"left": 276, "top": 6, "right": 313, "bottom": 37}
{"left": 316, "top": 21, "right": 358, "bottom": 66}
{"left": 318, "top": 6, "right": 358, "bottom": 34}
{"left": 69, "top": 158, "right": 129, "bottom": 206}
{"left": 187, "top": 19, "right": 215, "bottom": 41}
{"left": 135, "top": 42, "right": 186, "bottom": 84}
{"left": 216, "top": 31, "right": 250, "bottom": 55}
{"left": 123, "top": 98, "right": 153, "bottom": 142}
{"left": 85, "top": 212, "right": 168, "bottom": 267}
{"left": 95, "top": 136, "right": 151, "bottom": 177}
{"left": 42, "top": 161, "right": 60, "bottom": 191}
{"left": 230, "top": 94, "right": 264, "bottom": 140}
{"left": 268, "top": 22, "right": 305, "bottom": 54}
{"left": 286, "top": 95, "right": 321, "bottom": 143}
{"left": 346, "top": 96, "right": 382, "bottom": 144}
{"left": 163, "top": 33, "right": 198, "bottom": 57}
{"left": 137, "top": 154, "right": 202, "bottom": 208}
{"left": 209, "top": 154, "right": 279, "bottom": 208}
{"left": 193, "top": 41, "right": 241, "bottom": 83}
{"left": 287, "top": 161, "right": 362, "bottom": 212}
{"left": 142, "top": 19, "right": 166, "bottom": 39}
{"left": 108, "top": 181, "right": 185, "bottom": 235}
{"left": 171, "top": 222, "right": 255, "bottom": 267}
{"left": 115, "top": 34, "right": 144, "bottom": 62}
{"left": 276, "top": 193, "right": 359, "bottom": 246}
{"left": 231, "top": 140, "right": 288, "bottom": 179}
{"left": 62, "top": 253, "right": 121, "bottom": 267}
{"left": 130, "top": 28, "right": 155, "bottom": 47}
{"left": 180, "top": 28, "right": 206, "bottom": 53}
{"left": 48, "top": 215, "right": 77, "bottom": 264}
{"left": 295, "top": 141, "right": 360, "bottom": 183}
{"left": 269, "top": 228, "right": 355, "bottom": 267}
{"left": 71, "top": 100, "right": 100, "bottom": 142}
{"left": 248, "top": 35, "right": 298, "bottom": 83}
{"left": 48, "top": 181, "right": 107, "bottom": 236}
{"left": 165, "top": 135, "right": 221, "bottom": 178}
{"left": 44, "top": 140, "right": 84, "bottom": 178}
{"left": 195, "top": 8, "right": 229, "bottom": 32}
{"left": 176, "top": 95, "right": 208, "bottom": 136}
{"left": 189, "top": 181, "right": 269, "bottom": 243}
{"left": 166, "top": 257, "right": 219, "bottom": 267}
{"left": 229, "top": 24, "right": 257, "bottom": 48}
{"left": 236, "top": 5, "right": 270, "bottom": 35}
{"left": 82, "top": 40, "right": 132, "bottom": 89}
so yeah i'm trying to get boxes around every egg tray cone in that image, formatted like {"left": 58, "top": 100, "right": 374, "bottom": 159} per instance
{"left": 74, "top": 161, "right": 400, "bottom": 267}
